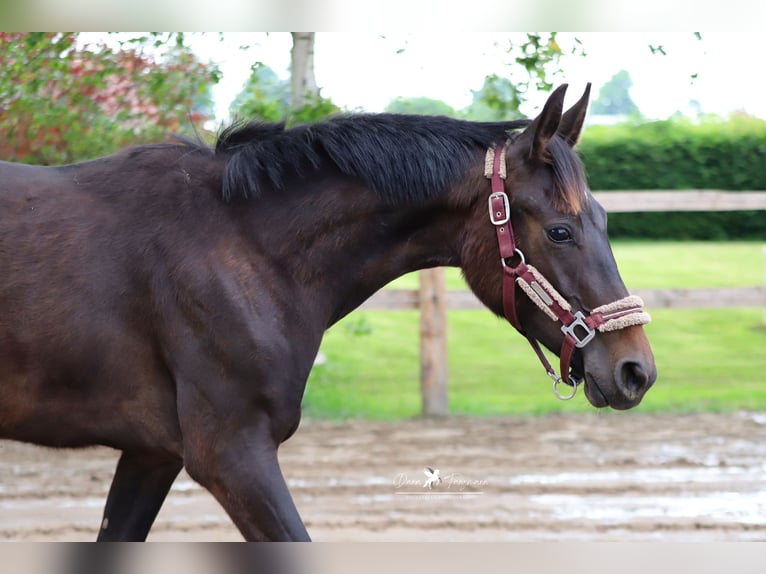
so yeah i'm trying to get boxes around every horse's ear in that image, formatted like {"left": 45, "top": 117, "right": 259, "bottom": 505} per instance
{"left": 521, "top": 84, "right": 568, "bottom": 161}
{"left": 558, "top": 83, "right": 592, "bottom": 147}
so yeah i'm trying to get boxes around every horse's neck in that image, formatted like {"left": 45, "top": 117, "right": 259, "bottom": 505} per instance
{"left": 331, "top": 208, "right": 463, "bottom": 323}
{"left": 250, "top": 184, "right": 464, "bottom": 326}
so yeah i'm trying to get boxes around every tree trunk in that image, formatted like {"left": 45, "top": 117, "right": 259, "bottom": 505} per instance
{"left": 290, "top": 32, "right": 317, "bottom": 110}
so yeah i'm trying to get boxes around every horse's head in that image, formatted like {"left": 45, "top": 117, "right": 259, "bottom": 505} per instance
{"left": 460, "top": 84, "right": 656, "bottom": 410}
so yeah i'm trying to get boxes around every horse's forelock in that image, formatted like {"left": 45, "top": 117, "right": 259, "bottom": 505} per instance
{"left": 546, "top": 135, "right": 589, "bottom": 215}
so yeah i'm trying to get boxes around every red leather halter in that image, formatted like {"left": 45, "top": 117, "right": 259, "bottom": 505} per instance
{"left": 486, "top": 143, "right": 650, "bottom": 400}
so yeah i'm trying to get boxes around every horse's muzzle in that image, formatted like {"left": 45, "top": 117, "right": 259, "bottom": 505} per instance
{"left": 584, "top": 357, "right": 657, "bottom": 410}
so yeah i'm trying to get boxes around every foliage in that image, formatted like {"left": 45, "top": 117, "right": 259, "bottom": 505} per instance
{"left": 228, "top": 62, "right": 290, "bottom": 122}
{"left": 590, "top": 70, "right": 640, "bottom": 116}
{"left": 290, "top": 93, "right": 341, "bottom": 125}
{"left": 579, "top": 115, "right": 766, "bottom": 239}
{"left": 0, "top": 32, "right": 221, "bottom": 165}
{"left": 229, "top": 61, "right": 340, "bottom": 126}
{"left": 385, "top": 96, "right": 456, "bottom": 116}
{"left": 463, "top": 33, "right": 585, "bottom": 120}
{"left": 462, "top": 74, "right": 524, "bottom": 121}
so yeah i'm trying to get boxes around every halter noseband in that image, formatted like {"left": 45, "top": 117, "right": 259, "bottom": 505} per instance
{"left": 485, "top": 143, "right": 651, "bottom": 400}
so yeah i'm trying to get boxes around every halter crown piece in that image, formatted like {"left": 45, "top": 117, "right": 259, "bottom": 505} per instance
{"left": 484, "top": 143, "right": 651, "bottom": 400}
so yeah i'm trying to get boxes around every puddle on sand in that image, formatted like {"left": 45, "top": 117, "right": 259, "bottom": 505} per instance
{"left": 528, "top": 490, "right": 766, "bottom": 525}
{"left": 509, "top": 464, "right": 766, "bottom": 487}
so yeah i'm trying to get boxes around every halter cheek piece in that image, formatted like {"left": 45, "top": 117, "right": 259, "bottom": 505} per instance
{"left": 485, "top": 143, "right": 651, "bottom": 400}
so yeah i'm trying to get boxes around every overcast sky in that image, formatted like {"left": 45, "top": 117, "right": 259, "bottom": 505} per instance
{"left": 186, "top": 32, "right": 765, "bottom": 124}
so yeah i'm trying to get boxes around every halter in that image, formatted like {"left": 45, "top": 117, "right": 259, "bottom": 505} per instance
{"left": 485, "top": 143, "right": 651, "bottom": 400}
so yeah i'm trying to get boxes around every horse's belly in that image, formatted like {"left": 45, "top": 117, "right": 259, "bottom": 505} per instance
{"left": 0, "top": 362, "right": 182, "bottom": 454}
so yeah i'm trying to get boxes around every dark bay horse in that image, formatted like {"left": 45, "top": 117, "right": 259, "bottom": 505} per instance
{"left": 0, "top": 84, "right": 656, "bottom": 541}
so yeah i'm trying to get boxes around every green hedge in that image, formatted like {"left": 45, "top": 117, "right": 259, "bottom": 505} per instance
{"left": 577, "top": 115, "right": 766, "bottom": 239}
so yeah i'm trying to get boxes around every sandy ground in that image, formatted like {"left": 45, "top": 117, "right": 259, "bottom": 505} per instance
{"left": 2, "top": 412, "right": 766, "bottom": 542}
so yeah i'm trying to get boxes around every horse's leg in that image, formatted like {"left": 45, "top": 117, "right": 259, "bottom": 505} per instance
{"left": 96, "top": 451, "right": 183, "bottom": 541}
{"left": 175, "top": 372, "right": 309, "bottom": 541}
{"left": 183, "top": 421, "right": 310, "bottom": 541}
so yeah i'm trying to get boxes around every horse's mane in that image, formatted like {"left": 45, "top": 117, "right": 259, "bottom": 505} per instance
{"left": 212, "top": 114, "right": 524, "bottom": 204}
{"left": 208, "top": 113, "right": 587, "bottom": 212}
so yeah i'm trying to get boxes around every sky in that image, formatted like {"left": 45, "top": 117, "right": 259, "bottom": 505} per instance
{"left": 186, "top": 32, "right": 765, "bottom": 124}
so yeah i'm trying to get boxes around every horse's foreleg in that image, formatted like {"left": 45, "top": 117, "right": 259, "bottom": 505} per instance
{"left": 171, "top": 329, "right": 316, "bottom": 541}
{"left": 183, "top": 425, "right": 310, "bottom": 541}
{"left": 97, "top": 451, "right": 183, "bottom": 541}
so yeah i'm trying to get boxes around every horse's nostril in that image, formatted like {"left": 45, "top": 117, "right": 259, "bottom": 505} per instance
{"left": 619, "top": 361, "right": 650, "bottom": 399}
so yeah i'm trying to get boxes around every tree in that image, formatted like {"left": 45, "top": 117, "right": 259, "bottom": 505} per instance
{"left": 290, "top": 32, "right": 318, "bottom": 110}
{"left": 230, "top": 33, "right": 339, "bottom": 126}
{"left": 590, "top": 70, "right": 640, "bottom": 116}
{"left": 462, "top": 75, "right": 524, "bottom": 121}
{"left": 0, "top": 33, "right": 221, "bottom": 165}
{"left": 229, "top": 62, "right": 291, "bottom": 122}
{"left": 467, "top": 33, "right": 585, "bottom": 120}
{"left": 385, "top": 97, "right": 456, "bottom": 116}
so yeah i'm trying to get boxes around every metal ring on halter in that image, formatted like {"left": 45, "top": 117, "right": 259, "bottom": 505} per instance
{"left": 501, "top": 248, "right": 525, "bottom": 268}
{"left": 550, "top": 372, "right": 578, "bottom": 401}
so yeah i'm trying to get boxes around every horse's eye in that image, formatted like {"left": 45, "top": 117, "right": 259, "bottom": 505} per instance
{"left": 547, "top": 227, "right": 572, "bottom": 243}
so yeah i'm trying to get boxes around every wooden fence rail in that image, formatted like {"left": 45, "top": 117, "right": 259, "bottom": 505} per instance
{"left": 361, "top": 286, "right": 766, "bottom": 312}
{"left": 592, "top": 190, "right": 766, "bottom": 212}
{"left": 360, "top": 190, "right": 766, "bottom": 415}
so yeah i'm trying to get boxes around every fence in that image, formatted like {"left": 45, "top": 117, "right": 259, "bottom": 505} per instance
{"left": 358, "top": 190, "right": 766, "bottom": 415}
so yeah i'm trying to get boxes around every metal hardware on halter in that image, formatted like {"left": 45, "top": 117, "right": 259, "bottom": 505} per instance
{"left": 500, "top": 248, "right": 525, "bottom": 269}
{"left": 560, "top": 311, "right": 597, "bottom": 348}
{"left": 488, "top": 191, "right": 510, "bottom": 225}
{"left": 550, "top": 371, "right": 578, "bottom": 401}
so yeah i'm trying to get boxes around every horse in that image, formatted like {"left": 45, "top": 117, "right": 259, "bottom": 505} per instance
{"left": 0, "top": 83, "right": 656, "bottom": 541}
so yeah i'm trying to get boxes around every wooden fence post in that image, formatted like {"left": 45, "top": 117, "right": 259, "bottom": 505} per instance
{"left": 419, "top": 267, "right": 448, "bottom": 416}
{"left": 763, "top": 245, "right": 766, "bottom": 326}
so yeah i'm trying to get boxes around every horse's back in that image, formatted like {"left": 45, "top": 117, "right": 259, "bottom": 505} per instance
{"left": 0, "top": 160, "right": 75, "bottom": 202}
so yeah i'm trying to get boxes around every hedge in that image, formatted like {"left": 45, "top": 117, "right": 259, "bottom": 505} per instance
{"left": 577, "top": 115, "right": 766, "bottom": 240}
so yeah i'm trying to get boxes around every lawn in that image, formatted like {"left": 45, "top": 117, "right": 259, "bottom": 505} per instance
{"left": 303, "top": 241, "right": 766, "bottom": 420}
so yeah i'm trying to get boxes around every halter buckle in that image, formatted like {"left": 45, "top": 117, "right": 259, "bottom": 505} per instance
{"left": 561, "top": 311, "right": 596, "bottom": 348}
{"left": 488, "top": 192, "right": 510, "bottom": 225}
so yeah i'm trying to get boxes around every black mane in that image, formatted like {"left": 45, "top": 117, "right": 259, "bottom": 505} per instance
{"left": 214, "top": 114, "right": 529, "bottom": 204}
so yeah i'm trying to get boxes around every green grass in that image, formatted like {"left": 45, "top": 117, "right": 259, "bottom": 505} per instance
{"left": 303, "top": 241, "right": 766, "bottom": 420}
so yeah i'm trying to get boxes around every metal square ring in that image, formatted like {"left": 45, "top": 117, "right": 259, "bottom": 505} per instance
{"left": 561, "top": 311, "right": 597, "bottom": 348}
